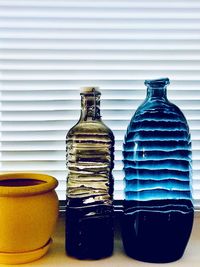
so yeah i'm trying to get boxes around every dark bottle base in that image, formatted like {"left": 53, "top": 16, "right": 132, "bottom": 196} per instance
{"left": 66, "top": 205, "right": 114, "bottom": 260}
{"left": 121, "top": 199, "right": 194, "bottom": 263}
{"left": 124, "top": 250, "right": 184, "bottom": 264}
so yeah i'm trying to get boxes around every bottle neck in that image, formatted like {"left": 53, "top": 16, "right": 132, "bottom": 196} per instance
{"left": 80, "top": 94, "right": 101, "bottom": 121}
{"left": 146, "top": 86, "right": 167, "bottom": 100}
{"left": 145, "top": 78, "right": 169, "bottom": 101}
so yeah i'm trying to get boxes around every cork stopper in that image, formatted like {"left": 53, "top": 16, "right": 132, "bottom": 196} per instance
{"left": 80, "top": 87, "right": 101, "bottom": 96}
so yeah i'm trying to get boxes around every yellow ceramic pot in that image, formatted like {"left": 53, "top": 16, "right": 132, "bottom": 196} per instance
{"left": 0, "top": 172, "right": 59, "bottom": 264}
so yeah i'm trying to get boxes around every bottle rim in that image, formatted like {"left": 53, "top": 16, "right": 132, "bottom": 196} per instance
{"left": 144, "top": 78, "right": 170, "bottom": 88}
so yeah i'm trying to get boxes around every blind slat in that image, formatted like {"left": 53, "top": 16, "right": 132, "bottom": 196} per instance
{"left": 1, "top": 80, "right": 200, "bottom": 90}
{"left": 2, "top": 62, "right": 200, "bottom": 71}
{"left": 1, "top": 130, "right": 200, "bottom": 141}
{"left": 0, "top": 8, "right": 200, "bottom": 20}
{"left": 2, "top": 89, "right": 200, "bottom": 100}
{"left": 1, "top": 120, "right": 200, "bottom": 131}
{"left": 1, "top": 0, "right": 200, "bottom": 8}
{"left": 2, "top": 51, "right": 200, "bottom": 61}
{"left": 1, "top": 28, "right": 200, "bottom": 38}
{"left": 0, "top": 161, "right": 199, "bottom": 172}
{"left": 2, "top": 150, "right": 200, "bottom": 161}
{"left": 1, "top": 70, "right": 200, "bottom": 81}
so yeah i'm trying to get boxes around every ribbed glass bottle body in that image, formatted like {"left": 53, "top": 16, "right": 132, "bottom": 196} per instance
{"left": 66, "top": 88, "right": 114, "bottom": 259}
{"left": 122, "top": 78, "right": 194, "bottom": 263}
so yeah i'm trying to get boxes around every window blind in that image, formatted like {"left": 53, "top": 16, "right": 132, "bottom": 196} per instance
{"left": 0, "top": 0, "right": 200, "bottom": 208}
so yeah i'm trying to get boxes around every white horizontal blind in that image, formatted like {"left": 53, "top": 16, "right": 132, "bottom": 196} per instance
{"left": 0, "top": 0, "right": 200, "bottom": 207}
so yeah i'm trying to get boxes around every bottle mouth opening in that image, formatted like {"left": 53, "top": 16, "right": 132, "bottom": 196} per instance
{"left": 144, "top": 78, "right": 170, "bottom": 88}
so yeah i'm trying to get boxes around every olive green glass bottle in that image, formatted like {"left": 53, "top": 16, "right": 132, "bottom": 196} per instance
{"left": 66, "top": 87, "right": 114, "bottom": 259}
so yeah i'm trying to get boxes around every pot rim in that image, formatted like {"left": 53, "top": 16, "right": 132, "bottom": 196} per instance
{"left": 0, "top": 172, "right": 58, "bottom": 197}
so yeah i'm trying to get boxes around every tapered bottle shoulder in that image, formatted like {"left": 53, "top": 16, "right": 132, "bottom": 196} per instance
{"left": 128, "top": 98, "right": 189, "bottom": 131}
{"left": 66, "top": 119, "right": 114, "bottom": 141}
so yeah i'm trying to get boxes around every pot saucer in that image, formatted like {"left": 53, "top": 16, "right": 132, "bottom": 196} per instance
{"left": 0, "top": 238, "right": 52, "bottom": 265}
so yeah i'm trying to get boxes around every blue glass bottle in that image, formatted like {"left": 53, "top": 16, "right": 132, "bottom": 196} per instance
{"left": 122, "top": 78, "right": 194, "bottom": 263}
